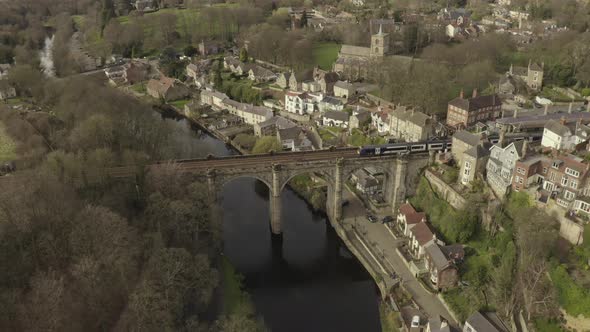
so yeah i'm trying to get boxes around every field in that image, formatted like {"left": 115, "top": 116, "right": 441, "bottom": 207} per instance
{"left": 0, "top": 123, "right": 16, "bottom": 163}
{"left": 312, "top": 42, "right": 341, "bottom": 71}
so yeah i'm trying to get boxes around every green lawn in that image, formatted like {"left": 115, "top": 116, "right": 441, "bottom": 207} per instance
{"left": 534, "top": 318, "right": 565, "bottom": 332}
{"left": 129, "top": 83, "right": 147, "bottom": 94}
{"left": 221, "top": 256, "right": 250, "bottom": 315}
{"left": 0, "top": 123, "right": 16, "bottom": 163}
{"left": 312, "top": 42, "right": 341, "bottom": 71}
{"left": 169, "top": 99, "right": 191, "bottom": 109}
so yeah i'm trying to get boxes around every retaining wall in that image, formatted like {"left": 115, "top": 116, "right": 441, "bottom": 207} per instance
{"left": 424, "top": 170, "right": 467, "bottom": 210}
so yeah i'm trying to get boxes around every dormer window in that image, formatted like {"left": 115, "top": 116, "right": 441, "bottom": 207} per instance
{"left": 565, "top": 168, "right": 580, "bottom": 178}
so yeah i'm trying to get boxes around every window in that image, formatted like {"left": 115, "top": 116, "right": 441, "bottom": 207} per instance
{"left": 571, "top": 180, "right": 578, "bottom": 189}
{"left": 517, "top": 167, "right": 525, "bottom": 175}
{"left": 550, "top": 172, "right": 556, "bottom": 181}
{"left": 465, "top": 161, "right": 472, "bottom": 170}
{"left": 565, "top": 190, "right": 575, "bottom": 200}
{"left": 552, "top": 161, "right": 561, "bottom": 169}
{"left": 561, "top": 176, "right": 568, "bottom": 186}
{"left": 565, "top": 168, "right": 580, "bottom": 178}
{"left": 464, "top": 168, "right": 470, "bottom": 176}
{"left": 543, "top": 167, "right": 548, "bottom": 174}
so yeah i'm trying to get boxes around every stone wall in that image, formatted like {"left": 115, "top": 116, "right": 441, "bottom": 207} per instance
{"left": 559, "top": 217, "right": 584, "bottom": 245}
{"left": 278, "top": 110, "right": 310, "bottom": 123}
{"left": 424, "top": 170, "right": 467, "bottom": 210}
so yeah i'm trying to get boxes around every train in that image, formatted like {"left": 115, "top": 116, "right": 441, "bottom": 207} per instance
{"left": 358, "top": 132, "right": 543, "bottom": 157}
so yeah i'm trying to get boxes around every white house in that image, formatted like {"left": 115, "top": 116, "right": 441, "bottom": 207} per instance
{"left": 541, "top": 119, "right": 590, "bottom": 151}
{"left": 322, "top": 110, "right": 349, "bottom": 128}
{"left": 284, "top": 91, "right": 316, "bottom": 115}
{"left": 486, "top": 140, "right": 527, "bottom": 198}
{"left": 200, "top": 90, "right": 229, "bottom": 110}
{"left": 222, "top": 99, "right": 273, "bottom": 125}
{"left": 371, "top": 107, "right": 391, "bottom": 135}
{"left": 318, "top": 96, "right": 344, "bottom": 113}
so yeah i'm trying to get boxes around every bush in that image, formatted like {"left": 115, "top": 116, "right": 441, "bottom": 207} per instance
{"left": 252, "top": 136, "right": 281, "bottom": 154}
{"left": 550, "top": 264, "right": 590, "bottom": 317}
{"left": 582, "top": 88, "right": 590, "bottom": 97}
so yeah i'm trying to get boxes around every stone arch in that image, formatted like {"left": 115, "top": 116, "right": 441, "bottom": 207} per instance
{"left": 280, "top": 168, "right": 335, "bottom": 192}
{"left": 218, "top": 173, "right": 272, "bottom": 191}
{"left": 343, "top": 162, "right": 394, "bottom": 205}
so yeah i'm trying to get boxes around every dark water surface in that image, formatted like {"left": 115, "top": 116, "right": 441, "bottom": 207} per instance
{"left": 160, "top": 113, "right": 381, "bottom": 332}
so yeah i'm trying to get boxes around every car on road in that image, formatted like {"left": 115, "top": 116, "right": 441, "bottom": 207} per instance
{"left": 382, "top": 216, "right": 393, "bottom": 224}
{"left": 367, "top": 214, "right": 377, "bottom": 223}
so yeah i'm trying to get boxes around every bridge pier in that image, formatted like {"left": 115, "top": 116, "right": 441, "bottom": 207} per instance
{"left": 333, "top": 158, "right": 344, "bottom": 222}
{"left": 391, "top": 158, "right": 408, "bottom": 214}
{"left": 207, "top": 170, "right": 222, "bottom": 245}
{"left": 270, "top": 165, "right": 282, "bottom": 234}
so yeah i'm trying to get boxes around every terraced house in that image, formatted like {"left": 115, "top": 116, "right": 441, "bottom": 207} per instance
{"left": 389, "top": 106, "right": 434, "bottom": 142}
{"left": 446, "top": 90, "right": 501, "bottom": 128}
{"left": 486, "top": 140, "right": 528, "bottom": 198}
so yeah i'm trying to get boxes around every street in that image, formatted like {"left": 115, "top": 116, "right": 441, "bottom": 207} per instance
{"left": 341, "top": 188, "right": 458, "bottom": 326}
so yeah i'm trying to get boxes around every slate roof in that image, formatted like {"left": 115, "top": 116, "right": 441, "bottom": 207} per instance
{"left": 321, "top": 96, "right": 343, "bottom": 105}
{"left": 544, "top": 119, "right": 573, "bottom": 137}
{"left": 249, "top": 66, "right": 275, "bottom": 78}
{"left": 340, "top": 45, "right": 371, "bottom": 57}
{"left": 529, "top": 62, "right": 543, "bottom": 71}
{"left": 464, "top": 142, "right": 492, "bottom": 159}
{"left": 409, "top": 222, "right": 435, "bottom": 246}
{"left": 324, "top": 110, "right": 349, "bottom": 122}
{"left": 425, "top": 243, "right": 451, "bottom": 270}
{"left": 334, "top": 80, "right": 354, "bottom": 90}
{"left": 453, "top": 130, "right": 480, "bottom": 146}
{"left": 448, "top": 94, "right": 501, "bottom": 112}
{"left": 257, "top": 116, "right": 296, "bottom": 130}
{"left": 512, "top": 66, "right": 528, "bottom": 77}
{"left": 465, "top": 312, "right": 509, "bottom": 332}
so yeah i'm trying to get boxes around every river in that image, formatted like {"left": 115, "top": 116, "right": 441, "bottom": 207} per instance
{"left": 160, "top": 111, "right": 382, "bottom": 332}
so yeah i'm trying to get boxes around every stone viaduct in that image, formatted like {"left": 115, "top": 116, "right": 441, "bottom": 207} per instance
{"left": 200, "top": 152, "right": 433, "bottom": 234}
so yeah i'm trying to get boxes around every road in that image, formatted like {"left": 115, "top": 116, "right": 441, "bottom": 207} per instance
{"left": 341, "top": 188, "right": 458, "bottom": 326}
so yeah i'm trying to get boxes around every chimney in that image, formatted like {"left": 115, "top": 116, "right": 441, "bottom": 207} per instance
{"left": 472, "top": 88, "right": 478, "bottom": 98}
{"left": 501, "top": 110, "right": 505, "bottom": 118}
{"left": 509, "top": 64, "right": 513, "bottom": 75}
{"left": 544, "top": 104, "right": 549, "bottom": 115}
{"left": 521, "top": 139, "right": 528, "bottom": 160}
{"left": 499, "top": 130, "right": 506, "bottom": 147}
{"left": 528, "top": 59, "right": 532, "bottom": 69}
{"left": 560, "top": 116, "right": 566, "bottom": 125}
{"left": 568, "top": 102, "right": 573, "bottom": 114}
{"left": 587, "top": 101, "right": 590, "bottom": 113}
{"left": 460, "top": 89, "right": 464, "bottom": 99}
{"left": 513, "top": 109, "right": 518, "bottom": 118}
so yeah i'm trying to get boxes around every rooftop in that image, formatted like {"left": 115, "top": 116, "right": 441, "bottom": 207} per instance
{"left": 449, "top": 94, "right": 501, "bottom": 112}
{"left": 453, "top": 130, "right": 481, "bottom": 146}
{"left": 409, "top": 222, "right": 435, "bottom": 246}
{"left": 324, "top": 110, "right": 349, "bottom": 122}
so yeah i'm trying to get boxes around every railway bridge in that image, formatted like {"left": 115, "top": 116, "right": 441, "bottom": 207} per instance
{"left": 109, "top": 148, "right": 435, "bottom": 234}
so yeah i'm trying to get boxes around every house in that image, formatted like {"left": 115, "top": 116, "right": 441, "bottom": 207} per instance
{"left": 460, "top": 142, "right": 492, "bottom": 186}
{"left": 349, "top": 108, "right": 371, "bottom": 130}
{"left": 198, "top": 40, "right": 221, "bottom": 56}
{"left": 508, "top": 60, "right": 544, "bottom": 91}
{"left": 424, "top": 243, "right": 459, "bottom": 290}
{"left": 447, "top": 90, "right": 502, "bottom": 128}
{"left": 409, "top": 221, "right": 436, "bottom": 259}
{"left": 372, "top": 106, "right": 394, "bottom": 136}
{"left": 511, "top": 155, "right": 550, "bottom": 192}
{"left": 313, "top": 68, "right": 340, "bottom": 94}
{"left": 104, "top": 65, "right": 126, "bottom": 86}
{"left": 322, "top": 111, "right": 349, "bottom": 128}
{"left": 146, "top": 77, "right": 190, "bottom": 101}
{"left": 186, "top": 63, "right": 199, "bottom": 81}
{"left": 0, "top": 83, "right": 16, "bottom": 100}
{"left": 486, "top": 139, "right": 528, "bottom": 198}
{"left": 276, "top": 72, "right": 291, "bottom": 89}
{"left": 463, "top": 312, "right": 509, "bottom": 332}
{"left": 124, "top": 61, "right": 150, "bottom": 85}
{"left": 397, "top": 203, "right": 427, "bottom": 237}
{"left": 318, "top": 96, "right": 344, "bottom": 113}
{"left": 134, "top": 0, "right": 157, "bottom": 12}
{"left": 302, "top": 81, "right": 322, "bottom": 93}
{"left": 285, "top": 91, "right": 315, "bottom": 115}
{"left": 541, "top": 119, "right": 590, "bottom": 151}
{"left": 289, "top": 69, "right": 313, "bottom": 91}
{"left": 451, "top": 130, "right": 482, "bottom": 166}
{"left": 0, "top": 64, "right": 11, "bottom": 79}
{"left": 334, "top": 81, "right": 355, "bottom": 99}
{"left": 200, "top": 90, "right": 228, "bottom": 110}
{"left": 254, "top": 116, "right": 296, "bottom": 137}
{"left": 278, "top": 126, "right": 314, "bottom": 151}
{"left": 224, "top": 56, "right": 241, "bottom": 71}
{"left": 248, "top": 66, "right": 276, "bottom": 82}
{"left": 539, "top": 154, "right": 589, "bottom": 210}
{"left": 351, "top": 169, "right": 380, "bottom": 194}
{"left": 222, "top": 99, "right": 273, "bottom": 125}
{"left": 498, "top": 76, "right": 516, "bottom": 95}
{"left": 389, "top": 106, "right": 434, "bottom": 142}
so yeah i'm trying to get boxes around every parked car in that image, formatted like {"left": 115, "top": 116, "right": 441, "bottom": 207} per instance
{"left": 367, "top": 215, "right": 377, "bottom": 223}
{"left": 382, "top": 216, "right": 393, "bottom": 224}
{"left": 411, "top": 316, "right": 420, "bottom": 328}
{"left": 341, "top": 200, "right": 350, "bottom": 207}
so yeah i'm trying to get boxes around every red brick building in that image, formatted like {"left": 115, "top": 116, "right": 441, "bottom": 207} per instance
{"left": 446, "top": 90, "right": 502, "bottom": 128}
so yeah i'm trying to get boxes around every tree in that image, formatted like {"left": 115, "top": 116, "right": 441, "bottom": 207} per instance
{"left": 101, "top": 0, "right": 116, "bottom": 37}
{"left": 239, "top": 47, "right": 249, "bottom": 63}
{"left": 252, "top": 136, "right": 281, "bottom": 154}
{"left": 492, "top": 241, "right": 518, "bottom": 318}
{"left": 184, "top": 45, "right": 197, "bottom": 57}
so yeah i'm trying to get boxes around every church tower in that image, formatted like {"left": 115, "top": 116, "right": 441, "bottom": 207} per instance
{"left": 370, "top": 24, "right": 389, "bottom": 57}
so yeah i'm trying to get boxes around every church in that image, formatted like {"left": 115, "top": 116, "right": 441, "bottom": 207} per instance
{"left": 333, "top": 25, "right": 390, "bottom": 81}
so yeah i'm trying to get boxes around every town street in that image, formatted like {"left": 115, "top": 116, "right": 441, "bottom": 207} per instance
{"left": 341, "top": 189, "right": 458, "bottom": 326}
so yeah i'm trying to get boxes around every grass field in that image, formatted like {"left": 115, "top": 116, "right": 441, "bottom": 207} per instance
{"left": 0, "top": 123, "right": 16, "bottom": 163}
{"left": 312, "top": 42, "right": 341, "bottom": 70}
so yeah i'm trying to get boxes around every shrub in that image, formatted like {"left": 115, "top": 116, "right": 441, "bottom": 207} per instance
{"left": 550, "top": 264, "right": 590, "bottom": 317}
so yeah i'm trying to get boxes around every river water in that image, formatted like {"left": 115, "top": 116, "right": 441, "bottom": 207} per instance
{"left": 161, "top": 112, "right": 382, "bottom": 332}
